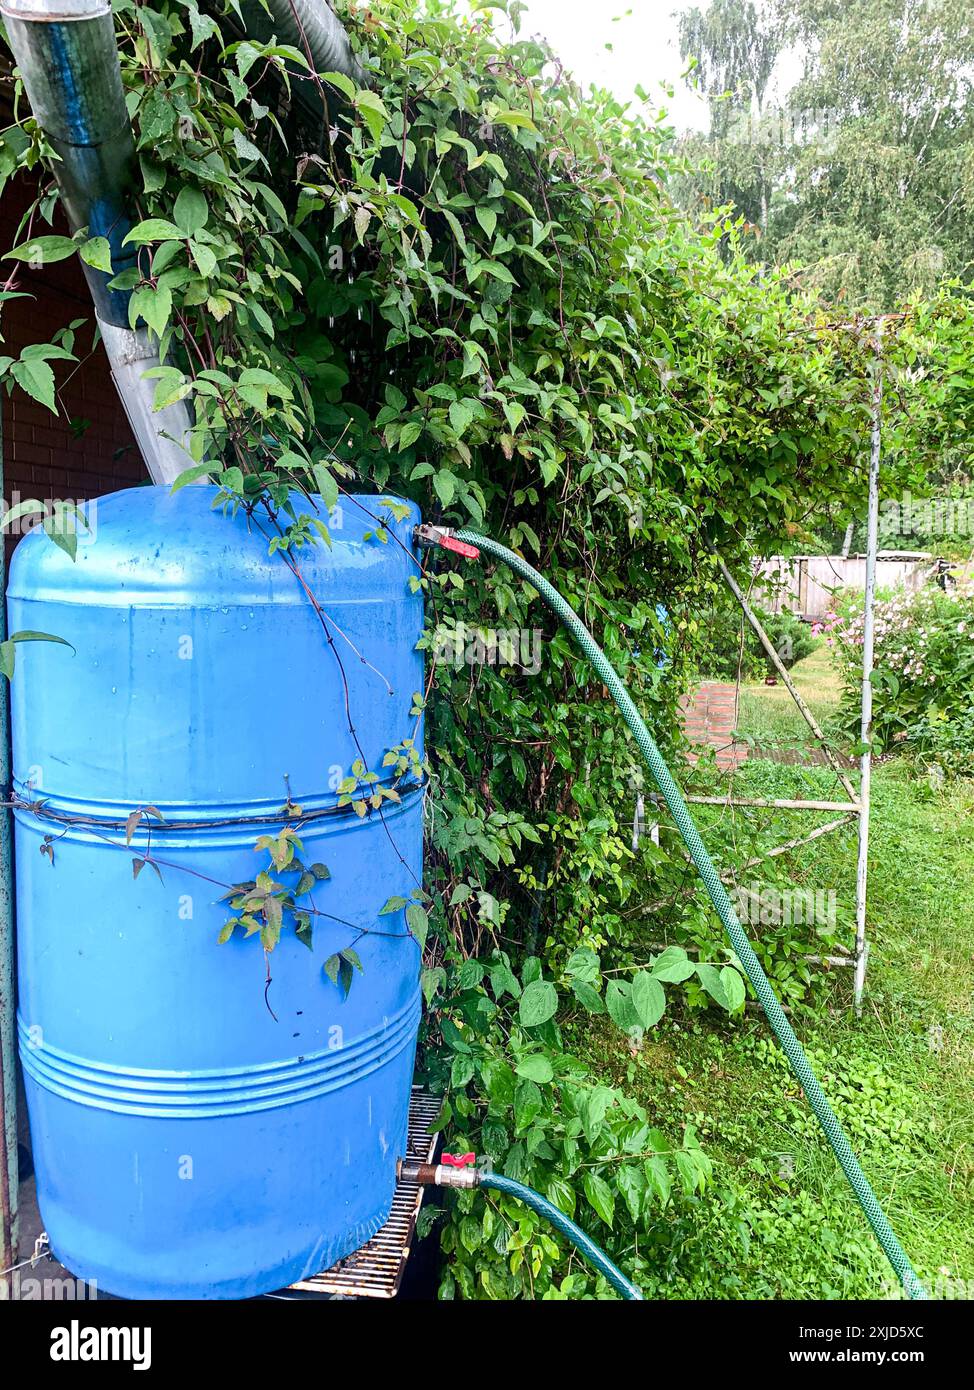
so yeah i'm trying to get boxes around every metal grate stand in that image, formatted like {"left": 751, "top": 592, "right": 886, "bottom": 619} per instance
{"left": 289, "top": 1087, "right": 440, "bottom": 1300}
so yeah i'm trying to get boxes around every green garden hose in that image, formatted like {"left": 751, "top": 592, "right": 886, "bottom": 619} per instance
{"left": 448, "top": 526, "right": 927, "bottom": 1302}
{"left": 480, "top": 1172, "right": 643, "bottom": 1300}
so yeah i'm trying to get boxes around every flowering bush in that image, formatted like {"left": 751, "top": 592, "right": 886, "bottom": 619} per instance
{"left": 832, "top": 581, "right": 974, "bottom": 754}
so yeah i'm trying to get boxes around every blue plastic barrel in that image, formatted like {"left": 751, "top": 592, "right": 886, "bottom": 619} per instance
{"left": 7, "top": 485, "right": 425, "bottom": 1298}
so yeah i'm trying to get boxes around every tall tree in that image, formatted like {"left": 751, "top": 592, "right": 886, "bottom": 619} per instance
{"left": 677, "top": 0, "right": 791, "bottom": 231}
{"left": 676, "top": 0, "right": 974, "bottom": 309}
{"left": 777, "top": 0, "right": 974, "bottom": 307}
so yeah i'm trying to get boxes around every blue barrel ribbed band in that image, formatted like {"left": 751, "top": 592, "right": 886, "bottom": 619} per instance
{"left": 18, "top": 989, "right": 422, "bottom": 1118}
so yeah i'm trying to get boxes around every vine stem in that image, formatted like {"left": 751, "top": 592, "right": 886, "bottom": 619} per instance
{"left": 246, "top": 496, "right": 424, "bottom": 892}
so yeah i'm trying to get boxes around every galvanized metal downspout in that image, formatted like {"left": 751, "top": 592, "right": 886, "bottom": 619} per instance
{"left": 0, "top": 0, "right": 195, "bottom": 485}
{"left": 240, "top": 0, "right": 368, "bottom": 130}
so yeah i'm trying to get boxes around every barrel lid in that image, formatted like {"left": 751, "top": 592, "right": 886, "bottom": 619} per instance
{"left": 8, "top": 485, "right": 421, "bottom": 607}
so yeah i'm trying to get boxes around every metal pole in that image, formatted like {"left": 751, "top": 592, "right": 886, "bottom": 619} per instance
{"left": 854, "top": 321, "right": 885, "bottom": 1014}
{"left": 0, "top": 415, "right": 18, "bottom": 1298}
{"left": 683, "top": 794, "right": 861, "bottom": 813}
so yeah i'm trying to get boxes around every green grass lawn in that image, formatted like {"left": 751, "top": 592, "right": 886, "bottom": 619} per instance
{"left": 571, "top": 651, "right": 974, "bottom": 1299}
{"left": 736, "top": 643, "right": 846, "bottom": 753}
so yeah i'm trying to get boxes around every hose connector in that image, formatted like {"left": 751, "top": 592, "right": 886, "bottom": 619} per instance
{"left": 414, "top": 524, "right": 481, "bottom": 560}
{"left": 397, "top": 1155, "right": 483, "bottom": 1189}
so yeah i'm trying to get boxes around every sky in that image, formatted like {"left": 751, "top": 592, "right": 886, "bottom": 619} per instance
{"left": 512, "top": 0, "right": 711, "bottom": 131}
{"left": 481, "top": 0, "right": 803, "bottom": 134}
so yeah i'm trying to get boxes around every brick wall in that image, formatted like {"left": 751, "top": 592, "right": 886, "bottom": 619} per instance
{"left": 1, "top": 172, "right": 143, "bottom": 527}
{"left": 681, "top": 681, "right": 748, "bottom": 771}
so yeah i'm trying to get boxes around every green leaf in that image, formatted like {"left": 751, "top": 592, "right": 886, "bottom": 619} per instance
{"left": 675, "top": 1150, "right": 700, "bottom": 1196}
{"left": 449, "top": 399, "right": 476, "bottom": 437}
{"left": 354, "top": 205, "right": 372, "bottom": 243}
{"left": 645, "top": 1155, "right": 672, "bottom": 1205}
{"left": 651, "top": 946, "right": 696, "bottom": 983}
{"left": 513, "top": 1078, "right": 543, "bottom": 1130}
{"left": 79, "top": 237, "right": 113, "bottom": 274}
{"left": 9, "top": 357, "right": 56, "bottom": 412}
{"left": 578, "top": 1086, "right": 613, "bottom": 1142}
{"left": 312, "top": 463, "right": 339, "bottom": 510}
{"left": 207, "top": 294, "right": 233, "bottom": 322}
{"left": 421, "top": 967, "right": 446, "bottom": 1004}
{"left": 565, "top": 946, "right": 601, "bottom": 984}
{"left": 232, "top": 128, "right": 266, "bottom": 165}
{"left": 475, "top": 206, "right": 498, "bottom": 240}
{"left": 451, "top": 1053, "right": 475, "bottom": 1089}
{"left": 129, "top": 284, "right": 172, "bottom": 337}
{"left": 123, "top": 219, "right": 184, "bottom": 245}
{"left": 606, "top": 979, "right": 639, "bottom": 1032}
{"left": 190, "top": 240, "right": 217, "bottom": 277}
{"left": 137, "top": 88, "right": 177, "bottom": 146}
{"left": 582, "top": 1170, "right": 615, "bottom": 1228}
{"left": 432, "top": 469, "right": 457, "bottom": 507}
{"left": 518, "top": 979, "right": 558, "bottom": 1028}
{"left": 45, "top": 507, "right": 79, "bottom": 559}
{"left": 321, "top": 70, "right": 357, "bottom": 100}
{"left": 7, "top": 629, "right": 73, "bottom": 653}
{"left": 295, "top": 912, "right": 313, "bottom": 950}
{"left": 720, "top": 966, "right": 746, "bottom": 1013}
{"left": 405, "top": 903, "right": 429, "bottom": 950}
{"left": 440, "top": 208, "right": 468, "bottom": 255}
{"left": 171, "top": 463, "right": 212, "bottom": 492}
{"left": 4, "top": 236, "right": 77, "bottom": 265}
{"left": 631, "top": 972, "right": 666, "bottom": 1030}
{"left": 2, "top": 499, "right": 44, "bottom": 528}
{"left": 571, "top": 979, "right": 605, "bottom": 1014}
{"left": 187, "top": 4, "right": 219, "bottom": 49}
{"left": 514, "top": 1054, "right": 553, "bottom": 1084}
{"left": 355, "top": 90, "right": 389, "bottom": 142}
{"left": 546, "top": 1176, "right": 576, "bottom": 1218}
{"left": 618, "top": 1163, "right": 646, "bottom": 1223}
{"left": 398, "top": 420, "right": 423, "bottom": 451}
{"left": 695, "top": 963, "right": 728, "bottom": 1010}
